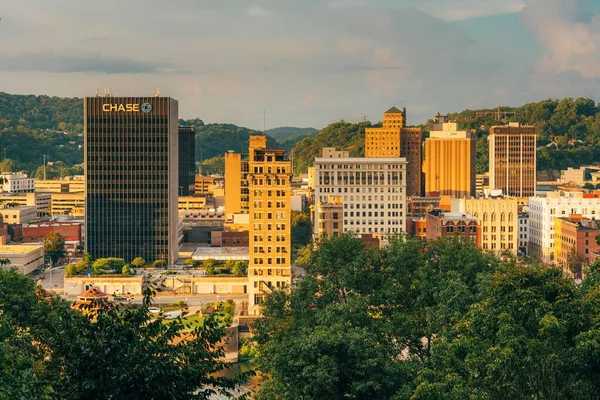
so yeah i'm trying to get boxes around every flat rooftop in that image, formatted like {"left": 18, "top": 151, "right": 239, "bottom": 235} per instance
{"left": 192, "top": 246, "right": 249, "bottom": 261}
{"left": 0, "top": 244, "right": 44, "bottom": 255}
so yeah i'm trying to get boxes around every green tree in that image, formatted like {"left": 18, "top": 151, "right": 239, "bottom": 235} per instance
{"left": 73, "top": 259, "right": 90, "bottom": 274}
{"left": 183, "top": 258, "right": 197, "bottom": 268}
{"left": 42, "top": 232, "right": 65, "bottom": 264}
{"left": 0, "top": 268, "right": 246, "bottom": 399}
{"left": 232, "top": 261, "right": 248, "bottom": 276}
{"left": 0, "top": 158, "right": 16, "bottom": 173}
{"left": 413, "top": 263, "right": 594, "bottom": 399}
{"left": 291, "top": 210, "right": 312, "bottom": 250}
{"left": 65, "top": 263, "right": 77, "bottom": 276}
{"left": 203, "top": 259, "right": 215, "bottom": 276}
{"left": 121, "top": 264, "right": 134, "bottom": 276}
{"left": 222, "top": 260, "right": 235, "bottom": 274}
{"left": 91, "top": 258, "right": 126, "bottom": 275}
{"left": 131, "top": 257, "right": 146, "bottom": 268}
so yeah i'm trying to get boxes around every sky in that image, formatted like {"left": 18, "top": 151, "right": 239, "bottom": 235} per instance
{"left": 1, "top": 0, "right": 600, "bottom": 129}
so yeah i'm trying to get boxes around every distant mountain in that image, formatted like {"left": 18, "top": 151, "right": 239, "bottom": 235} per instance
{"left": 265, "top": 126, "right": 318, "bottom": 140}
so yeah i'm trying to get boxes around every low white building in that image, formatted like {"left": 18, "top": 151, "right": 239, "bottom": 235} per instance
{"left": 0, "top": 172, "right": 36, "bottom": 194}
{"left": 314, "top": 150, "right": 407, "bottom": 238}
{"left": 0, "top": 244, "right": 44, "bottom": 275}
{"left": 528, "top": 191, "right": 600, "bottom": 263}
{"left": 64, "top": 275, "right": 144, "bottom": 297}
{"left": 0, "top": 205, "right": 38, "bottom": 224}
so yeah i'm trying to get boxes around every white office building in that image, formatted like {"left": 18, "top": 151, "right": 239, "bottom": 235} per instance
{"left": 313, "top": 152, "right": 407, "bottom": 239}
{"left": 528, "top": 191, "right": 600, "bottom": 263}
{"left": 1, "top": 173, "right": 36, "bottom": 194}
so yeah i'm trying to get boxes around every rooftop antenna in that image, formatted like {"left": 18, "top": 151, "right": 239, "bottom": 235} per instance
{"left": 95, "top": 88, "right": 99, "bottom": 97}
{"left": 263, "top": 109, "right": 266, "bottom": 135}
{"left": 156, "top": 87, "right": 160, "bottom": 97}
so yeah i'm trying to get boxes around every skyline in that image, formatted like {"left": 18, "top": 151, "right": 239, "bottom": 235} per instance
{"left": 1, "top": 0, "right": 600, "bottom": 129}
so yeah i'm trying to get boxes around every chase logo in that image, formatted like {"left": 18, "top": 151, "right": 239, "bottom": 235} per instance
{"left": 141, "top": 103, "right": 153, "bottom": 113}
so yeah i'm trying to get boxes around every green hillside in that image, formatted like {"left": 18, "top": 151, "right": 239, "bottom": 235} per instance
{"left": 0, "top": 93, "right": 84, "bottom": 177}
{"left": 291, "top": 98, "right": 600, "bottom": 177}
{"left": 265, "top": 126, "right": 317, "bottom": 140}
{"left": 195, "top": 123, "right": 280, "bottom": 161}
{"left": 2, "top": 93, "right": 600, "bottom": 180}
{"left": 291, "top": 121, "right": 374, "bottom": 174}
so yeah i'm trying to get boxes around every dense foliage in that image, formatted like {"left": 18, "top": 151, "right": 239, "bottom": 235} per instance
{"left": 265, "top": 127, "right": 317, "bottom": 140}
{"left": 265, "top": 127, "right": 318, "bottom": 152}
{"left": 0, "top": 269, "right": 244, "bottom": 399}
{"left": 195, "top": 124, "right": 280, "bottom": 162}
{"left": 4, "top": 93, "right": 600, "bottom": 178}
{"left": 434, "top": 98, "right": 600, "bottom": 175}
{"left": 0, "top": 93, "right": 84, "bottom": 176}
{"left": 291, "top": 98, "right": 600, "bottom": 176}
{"left": 291, "top": 121, "right": 372, "bottom": 174}
{"left": 254, "top": 234, "right": 600, "bottom": 399}
{"left": 291, "top": 209, "right": 311, "bottom": 252}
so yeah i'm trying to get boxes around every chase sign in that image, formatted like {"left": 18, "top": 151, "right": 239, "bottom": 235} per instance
{"left": 102, "top": 103, "right": 153, "bottom": 113}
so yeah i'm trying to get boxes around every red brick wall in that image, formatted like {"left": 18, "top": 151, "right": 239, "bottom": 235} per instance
{"left": 22, "top": 223, "right": 82, "bottom": 245}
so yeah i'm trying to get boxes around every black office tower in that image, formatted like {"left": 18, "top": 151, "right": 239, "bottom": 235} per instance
{"left": 178, "top": 126, "right": 196, "bottom": 196}
{"left": 84, "top": 95, "right": 179, "bottom": 265}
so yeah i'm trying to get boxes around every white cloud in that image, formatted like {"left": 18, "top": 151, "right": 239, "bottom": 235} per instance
{"left": 522, "top": 0, "right": 600, "bottom": 79}
{"left": 413, "top": 0, "right": 524, "bottom": 21}
{"left": 246, "top": 5, "right": 272, "bottom": 17}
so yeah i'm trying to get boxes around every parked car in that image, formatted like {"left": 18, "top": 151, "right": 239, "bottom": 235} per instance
{"left": 148, "top": 307, "right": 161, "bottom": 314}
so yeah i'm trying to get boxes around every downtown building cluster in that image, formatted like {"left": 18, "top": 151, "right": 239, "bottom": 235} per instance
{"left": 4, "top": 95, "right": 600, "bottom": 313}
{"left": 310, "top": 106, "right": 600, "bottom": 279}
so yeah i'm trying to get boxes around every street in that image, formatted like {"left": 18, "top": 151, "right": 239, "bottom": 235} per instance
{"left": 39, "top": 266, "right": 66, "bottom": 292}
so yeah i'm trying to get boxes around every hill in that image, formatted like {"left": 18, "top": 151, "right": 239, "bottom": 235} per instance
{"left": 0, "top": 93, "right": 283, "bottom": 177}
{"left": 194, "top": 123, "right": 280, "bottom": 161}
{"left": 291, "top": 121, "right": 374, "bottom": 174}
{"left": 0, "top": 92, "right": 84, "bottom": 177}
{"left": 438, "top": 98, "right": 600, "bottom": 176}
{"left": 3, "top": 93, "right": 600, "bottom": 180}
{"left": 291, "top": 98, "right": 600, "bottom": 177}
{"left": 265, "top": 126, "right": 317, "bottom": 140}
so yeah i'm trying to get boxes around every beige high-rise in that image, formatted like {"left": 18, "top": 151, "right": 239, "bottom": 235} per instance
{"left": 489, "top": 123, "right": 536, "bottom": 198}
{"left": 365, "top": 107, "right": 422, "bottom": 196}
{"left": 247, "top": 136, "right": 292, "bottom": 316}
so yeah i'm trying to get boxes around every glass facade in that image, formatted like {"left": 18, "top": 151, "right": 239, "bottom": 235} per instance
{"left": 84, "top": 97, "right": 178, "bottom": 264}
{"left": 178, "top": 126, "right": 196, "bottom": 196}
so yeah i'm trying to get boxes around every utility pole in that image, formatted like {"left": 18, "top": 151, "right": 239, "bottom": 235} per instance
{"left": 43, "top": 155, "right": 47, "bottom": 180}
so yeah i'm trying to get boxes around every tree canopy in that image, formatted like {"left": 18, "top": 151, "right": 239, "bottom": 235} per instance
{"left": 0, "top": 268, "right": 245, "bottom": 399}
{"left": 254, "top": 234, "right": 600, "bottom": 399}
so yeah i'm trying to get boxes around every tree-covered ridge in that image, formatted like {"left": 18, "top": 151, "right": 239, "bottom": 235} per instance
{"left": 194, "top": 123, "right": 280, "bottom": 162}
{"left": 265, "top": 126, "right": 317, "bottom": 140}
{"left": 291, "top": 121, "right": 372, "bottom": 174}
{"left": 254, "top": 234, "right": 600, "bottom": 399}
{"left": 291, "top": 98, "right": 600, "bottom": 175}
{"left": 0, "top": 93, "right": 85, "bottom": 176}
{"left": 437, "top": 98, "right": 600, "bottom": 174}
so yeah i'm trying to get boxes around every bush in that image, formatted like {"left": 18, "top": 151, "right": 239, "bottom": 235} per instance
{"left": 153, "top": 259, "right": 167, "bottom": 268}
{"left": 232, "top": 261, "right": 248, "bottom": 276}
{"left": 131, "top": 257, "right": 146, "bottom": 268}
{"left": 122, "top": 264, "right": 134, "bottom": 276}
